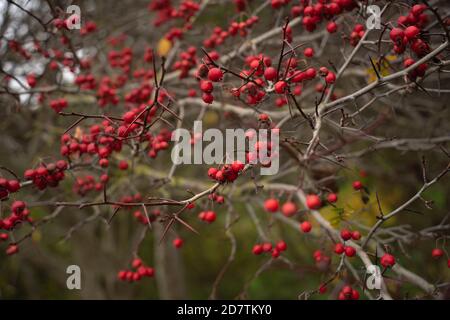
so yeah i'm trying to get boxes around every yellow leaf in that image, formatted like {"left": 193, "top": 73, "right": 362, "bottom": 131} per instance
{"left": 157, "top": 38, "right": 172, "bottom": 57}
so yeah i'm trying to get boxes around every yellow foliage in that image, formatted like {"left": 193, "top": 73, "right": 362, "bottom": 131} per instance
{"left": 366, "top": 55, "right": 397, "bottom": 83}
{"left": 157, "top": 38, "right": 172, "bottom": 57}
{"left": 320, "top": 180, "right": 403, "bottom": 229}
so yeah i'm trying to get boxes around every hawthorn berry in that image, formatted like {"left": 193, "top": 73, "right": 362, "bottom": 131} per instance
{"left": 431, "top": 248, "right": 444, "bottom": 259}
{"left": 340, "top": 229, "right": 352, "bottom": 241}
{"left": 262, "top": 242, "right": 272, "bottom": 252}
{"left": 276, "top": 240, "right": 287, "bottom": 252}
{"left": 118, "top": 160, "right": 129, "bottom": 170}
{"left": 326, "top": 21, "right": 338, "bottom": 33}
{"left": 304, "top": 47, "right": 314, "bottom": 58}
{"left": 252, "top": 244, "right": 263, "bottom": 255}
{"left": 300, "top": 221, "right": 312, "bottom": 233}
{"left": 207, "top": 67, "right": 223, "bottom": 82}
{"left": 264, "top": 198, "right": 279, "bottom": 213}
{"left": 380, "top": 253, "right": 396, "bottom": 268}
{"left": 344, "top": 246, "right": 356, "bottom": 257}
{"left": 327, "top": 193, "right": 338, "bottom": 203}
{"left": 334, "top": 243, "right": 345, "bottom": 254}
{"left": 281, "top": 201, "right": 297, "bottom": 217}
{"left": 306, "top": 194, "right": 321, "bottom": 210}
{"left": 352, "top": 180, "right": 363, "bottom": 190}
{"left": 351, "top": 231, "right": 361, "bottom": 241}
{"left": 404, "top": 26, "right": 420, "bottom": 40}
{"left": 173, "top": 238, "right": 184, "bottom": 249}
{"left": 6, "top": 244, "right": 19, "bottom": 255}
{"left": 264, "top": 67, "right": 277, "bottom": 81}
{"left": 274, "top": 81, "right": 287, "bottom": 94}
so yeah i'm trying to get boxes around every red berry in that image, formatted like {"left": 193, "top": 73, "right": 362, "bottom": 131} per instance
{"left": 200, "top": 80, "right": 213, "bottom": 93}
{"left": 351, "top": 231, "right": 361, "bottom": 240}
{"left": 380, "top": 253, "right": 396, "bottom": 268}
{"left": 326, "top": 22, "right": 338, "bottom": 33}
{"left": 340, "top": 229, "right": 352, "bottom": 241}
{"left": 173, "top": 237, "right": 184, "bottom": 248}
{"left": 300, "top": 221, "right": 312, "bottom": 233}
{"left": 264, "top": 67, "right": 277, "bottom": 81}
{"left": 271, "top": 249, "right": 280, "bottom": 258}
{"left": 327, "top": 193, "right": 338, "bottom": 203}
{"left": 306, "top": 194, "right": 321, "bottom": 210}
{"left": 344, "top": 246, "right": 356, "bottom": 257}
{"left": 118, "top": 160, "right": 129, "bottom": 170}
{"left": 404, "top": 26, "right": 420, "bottom": 40}
{"left": 207, "top": 67, "right": 223, "bottom": 82}
{"left": 276, "top": 240, "right": 287, "bottom": 252}
{"left": 281, "top": 201, "right": 297, "bottom": 217}
{"left": 352, "top": 180, "right": 363, "bottom": 190}
{"left": 325, "top": 72, "right": 336, "bottom": 84}
{"left": 262, "top": 242, "right": 272, "bottom": 252}
{"left": 231, "top": 160, "right": 244, "bottom": 173}
{"left": 304, "top": 47, "right": 314, "bottom": 58}
{"left": 252, "top": 244, "right": 263, "bottom": 255}
{"left": 264, "top": 198, "right": 279, "bottom": 212}
{"left": 6, "top": 244, "right": 19, "bottom": 255}
{"left": 208, "top": 167, "right": 218, "bottom": 179}
{"left": 202, "top": 92, "right": 214, "bottom": 104}
{"left": 132, "top": 258, "right": 142, "bottom": 269}
{"left": 274, "top": 80, "right": 287, "bottom": 94}
{"left": 204, "top": 210, "right": 216, "bottom": 223}
{"left": 7, "top": 180, "right": 20, "bottom": 193}
{"left": 431, "top": 248, "right": 444, "bottom": 259}
{"left": 389, "top": 28, "right": 404, "bottom": 43}
{"left": 332, "top": 243, "right": 344, "bottom": 255}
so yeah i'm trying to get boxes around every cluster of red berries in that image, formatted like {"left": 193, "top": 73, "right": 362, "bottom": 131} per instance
{"left": 173, "top": 237, "right": 184, "bottom": 249}
{"left": 252, "top": 240, "right": 287, "bottom": 258}
{"left": 293, "top": 0, "right": 357, "bottom": 33}
{"left": 203, "top": 16, "right": 259, "bottom": 49}
{"left": 318, "top": 66, "right": 336, "bottom": 84}
{"left": 79, "top": 21, "right": 97, "bottom": 36}
{"left": 24, "top": 160, "right": 68, "bottom": 190}
{"left": 313, "top": 250, "right": 331, "bottom": 270}
{"left": 208, "top": 193, "right": 225, "bottom": 204}
{"left": 133, "top": 208, "right": 159, "bottom": 225}
{"left": 380, "top": 253, "right": 396, "bottom": 268}
{"left": 8, "top": 40, "right": 31, "bottom": 60}
{"left": 197, "top": 64, "right": 224, "bottom": 104}
{"left": 198, "top": 210, "right": 217, "bottom": 223}
{"left": 97, "top": 77, "right": 119, "bottom": 106}
{"left": 108, "top": 47, "right": 133, "bottom": 73}
{"left": 389, "top": 4, "right": 430, "bottom": 58}
{"left": 0, "top": 177, "right": 20, "bottom": 200}
{"left": 0, "top": 201, "right": 31, "bottom": 234}
{"left": 271, "top": 0, "right": 291, "bottom": 10}
{"left": 207, "top": 161, "right": 245, "bottom": 183}
{"left": 338, "top": 285, "right": 360, "bottom": 300}
{"left": 26, "top": 73, "right": 37, "bottom": 88}
{"left": 149, "top": 0, "right": 199, "bottom": 27}
{"left": 49, "top": 98, "right": 68, "bottom": 113}
{"left": 147, "top": 129, "right": 172, "bottom": 158}
{"left": 75, "top": 74, "right": 96, "bottom": 90}
{"left": 173, "top": 46, "right": 197, "bottom": 78}
{"left": 124, "top": 83, "right": 153, "bottom": 104}
{"left": 117, "top": 258, "right": 154, "bottom": 282}
{"left": 349, "top": 24, "right": 365, "bottom": 46}
{"left": 73, "top": 175, "right": 105, "bottom": 196}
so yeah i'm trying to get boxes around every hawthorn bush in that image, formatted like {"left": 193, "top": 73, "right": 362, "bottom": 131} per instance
{"left": 0, "top": 0, "right": 449, "bottom": 299}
